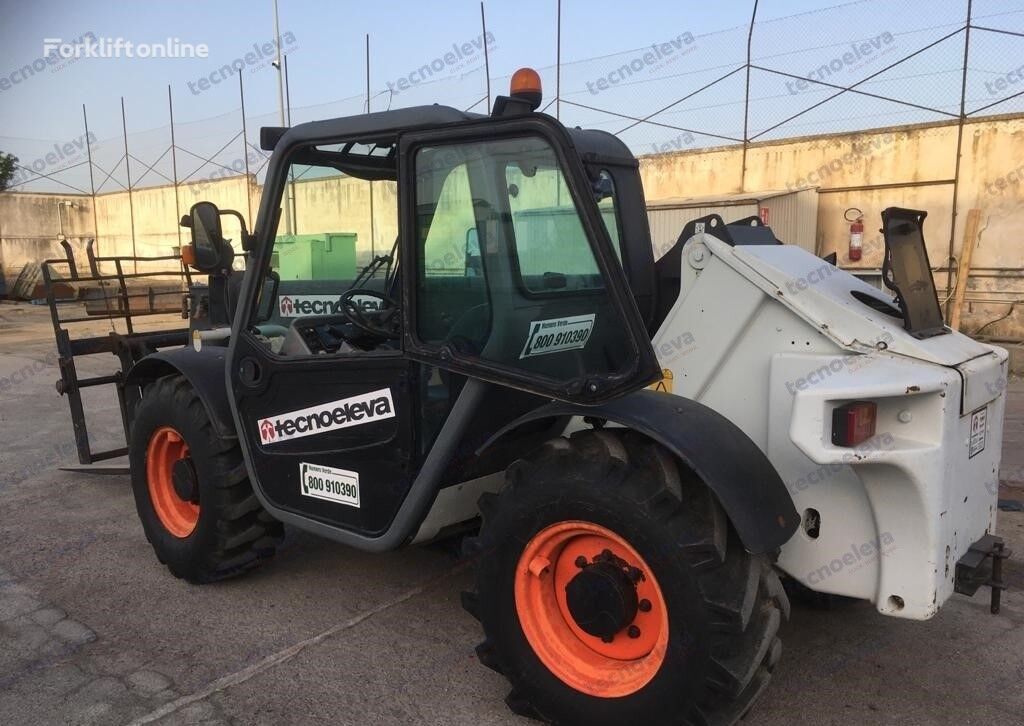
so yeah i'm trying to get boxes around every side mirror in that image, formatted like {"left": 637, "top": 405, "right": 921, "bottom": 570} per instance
{"left": 189, "top": 202, "right": 225, "bottom": 270}
{"left": 180, "top": 202, "right": 241, "bottom": 272}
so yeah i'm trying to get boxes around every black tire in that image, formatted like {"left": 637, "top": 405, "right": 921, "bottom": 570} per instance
{"left": 129, "top": 374, "right": 283, "bottom": 583}
{"left": 462, "top": 429, "right": 789, "bottom": 726}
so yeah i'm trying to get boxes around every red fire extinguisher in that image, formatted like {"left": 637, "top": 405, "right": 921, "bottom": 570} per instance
{"left": 845, "top": 207, "right": 864, "bottom": 261}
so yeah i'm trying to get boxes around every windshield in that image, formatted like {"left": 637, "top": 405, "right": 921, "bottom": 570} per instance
{"left": 262, "top": 142, "right": 399, "bottom": 323}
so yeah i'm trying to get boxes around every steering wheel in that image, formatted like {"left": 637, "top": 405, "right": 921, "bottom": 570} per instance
{"left": 339, "top": 288, "right": 400, "bottom": 340}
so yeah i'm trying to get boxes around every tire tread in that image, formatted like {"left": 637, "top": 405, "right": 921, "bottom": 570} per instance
{"left": 461, "top": 429, "right": 788, "bottom": 726}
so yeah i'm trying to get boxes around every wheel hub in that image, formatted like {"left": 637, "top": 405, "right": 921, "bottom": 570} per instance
{"left": 171, "top": 457, "right": 200, "bottom": 504}
{"left": 565, "top": 554, "right": 640, "bottom": 639}
{"left": 146, "top": 426, "right": 200, "bottom": 538}
{"left": 513, "top": 521, "right": 670, "bottom": 698}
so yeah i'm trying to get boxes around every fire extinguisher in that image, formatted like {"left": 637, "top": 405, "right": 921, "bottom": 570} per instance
{"left": 845, "top": 207, "right": 864, "bottom": 261}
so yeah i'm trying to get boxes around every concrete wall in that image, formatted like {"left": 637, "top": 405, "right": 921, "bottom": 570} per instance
{"left": 290, "top": 175, "right": 397, "bottom": 265}
{"left": 0, "top": 192, "right": 95, "bottom": 285}
{"left": 3, "top": 114, "right": 1022, "bottom": 337}
{"left": 0, "top": 176, "right": 259, "bottom": 285}
{"left": 638, "top": 113, "right": 1024, "bottom": 339}
{"left": 91, "top": 175, "right": 258, "bottom": 261}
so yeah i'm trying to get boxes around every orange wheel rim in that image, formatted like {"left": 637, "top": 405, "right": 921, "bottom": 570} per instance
{"left": 146, "top": 426, "right": 199, "bottom": 538}
{"left": 514, "top": 521, "right": 669, "bottom": 698}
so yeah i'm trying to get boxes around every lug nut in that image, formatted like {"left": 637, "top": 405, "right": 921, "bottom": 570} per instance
{"left": 627, "top": 625, "right": 641, "bottom": 639}
{"left": 601, "top": 634, "right": 615, "bottom": 643}
{"left": 628, "top": 567, "right": 644, "bottom": 582}
{"left": 638, "top": 599, "right": 652, "bottom": 612}
{"left": 575, "top": 556, "right": 588, "bottom": 569}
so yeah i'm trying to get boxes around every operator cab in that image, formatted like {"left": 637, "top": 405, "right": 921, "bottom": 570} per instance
{"left": 176, "top": 69, "right": 659, "bottom": 538}
{"left": 181, "top": 76, "right": 659, "bottom": 366}
{"left": 176, "top": 70, "right": 663, "bottom": 528}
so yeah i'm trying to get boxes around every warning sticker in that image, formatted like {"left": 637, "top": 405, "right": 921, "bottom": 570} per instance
{"left": 648, "top": 368, "right": 674, "bottom": 394}
{"left": 519, "top": 314, "right": 596, "bottom": 359}
{"left": 300, "top": 462, "right": 360, "bottom": 507}
{"left": 969, "top": 406, "right": 987, "bottom": 459}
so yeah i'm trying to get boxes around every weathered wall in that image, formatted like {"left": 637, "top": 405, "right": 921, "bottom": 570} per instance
{"left": 290, "top": 175, "right": 397, "bottom": 264}
{"left": 0, "top": 176, "right": 259, "bottom": 285}
{"left": 0, "top": 192, "right": 95, "bottom": 285}
{"left": 91, "top": 175, "right": 258, "bottom": 260}
{"left": 638, "top": 114, "right": 1024, "bottom": 339}
{"left": 3, "top": 114, "right": 1022, "bottom": 338}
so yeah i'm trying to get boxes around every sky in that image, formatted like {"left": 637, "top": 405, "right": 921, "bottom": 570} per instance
{"left": 0, "top": 0, "right": 1020, "bottom": 193}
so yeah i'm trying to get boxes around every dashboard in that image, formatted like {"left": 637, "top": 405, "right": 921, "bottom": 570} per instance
{"left": 279, "top": 314, "right": 398, "bottom": 356}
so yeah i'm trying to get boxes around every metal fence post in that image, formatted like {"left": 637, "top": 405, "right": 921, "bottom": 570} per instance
{"left": 556, "top": 0, "right": 562, "bottom": 120}
{"left": 120, "top": 97, "right": 137, "bottom": 272}
{"left": 167, "top": 86, "right": 181, "bottom": 249}
{"left": 741, "top": 1, "right": 760, "bottom": 193}
{"left": 82, "top": 104, "right": 100, "bottom": 256}
{"left": 239, "top": 72, "right": 253, "bottom": 228}
{"left": 481, "top": 2, "right": 491, "bottom": 112}
{"left": 946, "top": 0, "right": 973, "bottom": 317}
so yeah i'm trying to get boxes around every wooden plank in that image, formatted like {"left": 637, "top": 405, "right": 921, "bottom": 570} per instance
{"left": 950, "top": 208, "right": 982, "bottom": 332}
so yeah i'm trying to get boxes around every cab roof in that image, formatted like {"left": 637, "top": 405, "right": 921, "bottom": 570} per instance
{"left": 260, "top": 103, "right": 637, "bottom": 181}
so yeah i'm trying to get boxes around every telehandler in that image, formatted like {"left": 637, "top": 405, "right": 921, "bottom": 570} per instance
{"left": 47, "top": 68, "right": 1009, "bottom": 724}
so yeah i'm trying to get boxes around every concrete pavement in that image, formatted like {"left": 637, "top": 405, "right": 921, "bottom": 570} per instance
{"left": 1, "top": 299, "right": 1022, "bottom": 725}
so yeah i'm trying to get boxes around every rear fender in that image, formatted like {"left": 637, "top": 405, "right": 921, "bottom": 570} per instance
{"left": 123, "top": 348, "right": 235, "bottom": 439}
{"left": 478, "top": 389, "right": 799, "bottom": 554}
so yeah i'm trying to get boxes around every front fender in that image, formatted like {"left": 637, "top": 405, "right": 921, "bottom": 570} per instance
{"left": 123, "top": 347, "right": 236, "bottom": 439}
{"left": 479, "top": 389, "right": 799, "bottom": 554}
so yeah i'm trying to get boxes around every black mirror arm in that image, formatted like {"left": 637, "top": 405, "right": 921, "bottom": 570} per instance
{"left": 220, "top": 209, "right": 253, "bottom": 251}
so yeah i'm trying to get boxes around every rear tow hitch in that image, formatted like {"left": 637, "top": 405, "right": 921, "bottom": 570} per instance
{"left": 954, "top": 534, "right": 1011, "bottom": 614}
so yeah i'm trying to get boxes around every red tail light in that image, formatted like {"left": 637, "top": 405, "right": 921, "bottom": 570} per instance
{"left": 831, "top": 401, "right": 877, "bottom": 447}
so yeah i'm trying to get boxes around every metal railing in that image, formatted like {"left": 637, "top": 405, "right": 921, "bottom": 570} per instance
{"left": 41, "top": 243, "right": 192, "bottom": 464}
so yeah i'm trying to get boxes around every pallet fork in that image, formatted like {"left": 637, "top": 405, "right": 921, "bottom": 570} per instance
{"left": 42, "top": 240, "right": 193, "bottom": 471}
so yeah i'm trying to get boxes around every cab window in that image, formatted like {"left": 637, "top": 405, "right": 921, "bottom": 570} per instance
{"left": 411, "top": 134, "right": 642, "bottom": 395}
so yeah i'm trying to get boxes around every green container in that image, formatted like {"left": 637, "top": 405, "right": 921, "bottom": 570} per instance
{"left": 273, "top": 233, "right": 358, "bottom": 280}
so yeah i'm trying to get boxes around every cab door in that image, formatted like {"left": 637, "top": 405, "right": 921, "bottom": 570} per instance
{"left": 399, "top": 117, "right": 660, "bottom": 404}
{"left": 226, "top": 141, "right": 416, "bottom": 538}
